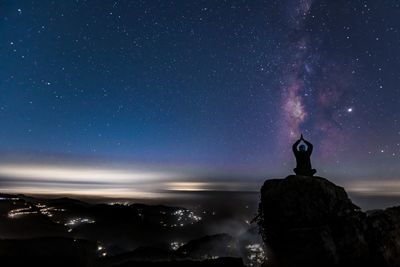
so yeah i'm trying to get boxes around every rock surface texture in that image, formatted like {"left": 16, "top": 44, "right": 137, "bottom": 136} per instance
{"left": 257, "top": 175, "right": 400, "bottom": 267}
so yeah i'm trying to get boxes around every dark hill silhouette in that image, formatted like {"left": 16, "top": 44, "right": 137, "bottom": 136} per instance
{"left": 0, "top": 237, "right": 245, "bottom": 267}
{"left": 100, "top": 246, "right": 176, "bottom": 265}
{"left": 44, "top": 197, "right": 92, "bottom": 207}
{"left": 98, "top": 234, "right": 249, "bottom": 267}
{"left": 112, "top": 257, "right": 245, "bottom": 267}
{"left": 177, "top": 233, "right": 240, "bottom": 259}
{"left": 0, "top": 196, "right": 67, "bottom": 239}
{"left": 0, "top": 194, "right": 251, "bottom": 266}
{"left": 0, "top": 237, "right": 97, "bottom": 267}
{"left": 73, "top": 203, "right": 211, "bottom": 250}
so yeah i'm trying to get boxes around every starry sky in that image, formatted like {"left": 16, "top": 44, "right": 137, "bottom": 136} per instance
{"left": 0, "top": 0, "right": 400, "bottom": 197}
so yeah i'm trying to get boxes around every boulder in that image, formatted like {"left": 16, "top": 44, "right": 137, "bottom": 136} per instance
{"left": 257, "top": 175, "right": 400, "bottom": 267}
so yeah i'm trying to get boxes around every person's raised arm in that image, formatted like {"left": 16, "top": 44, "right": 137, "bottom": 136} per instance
{"left": 292, "top": 138, "right": 301, "bottom": 154}
{"left": 303, "top": 138, "right": 313, "bottom": 155}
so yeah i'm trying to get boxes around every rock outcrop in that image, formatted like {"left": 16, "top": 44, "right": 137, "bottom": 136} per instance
{"left": 257, "top": 175, "right": 400, "bottom": 267}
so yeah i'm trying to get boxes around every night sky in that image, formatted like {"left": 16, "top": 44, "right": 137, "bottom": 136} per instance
{"left": 0, "top": 0, "right": 400, "bottom": 197}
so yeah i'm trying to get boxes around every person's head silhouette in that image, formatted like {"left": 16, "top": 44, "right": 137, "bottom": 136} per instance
{"left": 299, "top": 144, "right": 306, "bottom": 152}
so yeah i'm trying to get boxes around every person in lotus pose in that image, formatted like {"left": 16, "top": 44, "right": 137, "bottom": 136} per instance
{"left": 292, "top": 134, "right": 316, "bottom": 176}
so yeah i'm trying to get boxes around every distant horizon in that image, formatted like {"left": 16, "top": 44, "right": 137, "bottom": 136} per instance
{"left": 3, "top": 187, "right": 400, "bottom": 213}
{"left": 2, "top": 160, "right": 400, "bottom": 212}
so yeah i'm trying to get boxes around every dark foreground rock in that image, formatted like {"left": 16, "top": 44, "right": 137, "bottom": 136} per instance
{"left": 257, "top": 175, "right": 400, "bottom": 267}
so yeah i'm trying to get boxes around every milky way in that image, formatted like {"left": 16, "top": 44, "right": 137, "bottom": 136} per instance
{"left": 279, "top": 0, "right": 355, "bottom": 158}
{"left": 279, "top": 0, "right": 315, "bottom": 146}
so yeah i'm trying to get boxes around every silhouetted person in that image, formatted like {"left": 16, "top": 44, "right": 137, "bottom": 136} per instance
{"left": 292, "top": 134, "right": 316, "bottom": 176}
